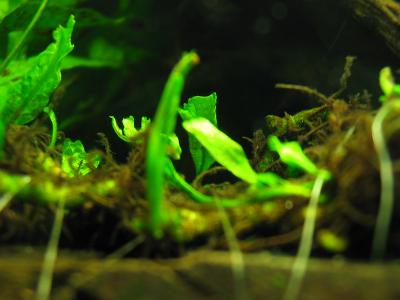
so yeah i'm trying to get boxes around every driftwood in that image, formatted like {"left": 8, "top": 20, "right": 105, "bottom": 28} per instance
{"left": 1, "top": 249, "right": 400, "bottom": 300}
{"left": 339, "top": 0, "right": 400, "bottom": 56}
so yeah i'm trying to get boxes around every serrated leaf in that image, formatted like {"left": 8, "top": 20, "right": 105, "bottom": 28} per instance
{"left": 180, "top": 92, "right": 217, "bottom": 174}
{"left": 0, "top": 15, "right": 75, "bottom": 125}
{"left": 61, "top": 138, "right": 100, "bottom": 177}
{"left": 182, "top": 117, "right": 258, "bottom": 184}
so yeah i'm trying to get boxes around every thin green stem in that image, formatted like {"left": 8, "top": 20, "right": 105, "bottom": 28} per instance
{"left": 0, "top": 0, "right": 49, "bottom": 74}
{"left": 215, "top": 199, "right": 248, "bottom": 300}
{"left": 371, "top": 102, "right": 400, "bottom": 260}
{"left": 283, "top": 173, "right": 325, "bottom": 300}
{"left": 36, "top": 197, "right": 65, "bottom": 300}
{"left": 146, "top": 51, "right": 199, "bottom": 237}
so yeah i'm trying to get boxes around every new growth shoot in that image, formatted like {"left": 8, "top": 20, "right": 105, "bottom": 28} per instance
{"left": 371, "top": 67, "right": 400, "bottom": 260}
{"left": 146, "top": 51, "right": 200, "bottom": 237}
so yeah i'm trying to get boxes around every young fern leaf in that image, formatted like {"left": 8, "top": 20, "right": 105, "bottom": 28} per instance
{"left": 110, "top": 116, "right": 182, "bottom": 159}
{"left": 110, "top": 115, "right": 150, "bottom": 143}
{"left": 179, "top": 92, "right": 217, "bottom": 174}
{"left": 182, "top": 117, "right": 258, "bottom": 184}
{"left": 146, "top": 51, "right": 199, "bottom": 237}
{"left": 61, "top": 138, "right": 101, "bottom": 177}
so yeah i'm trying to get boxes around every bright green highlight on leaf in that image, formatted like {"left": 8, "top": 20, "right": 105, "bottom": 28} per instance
{"left": 180, "top": 93, "right": 217, "bottom": 174}
{"left": 380, "top": 67, "right": 395, "bottom": 97}
{"left": 379, "top": 67, "right": 400, "bottom": 102}
{"left": 182, "top": 117, "right": 258, "bottom": 184}
{"left": 268, "top": 136, "right": 331, "bottom": 180}
{"left": 317, "top": 229, "right": 347, "bottom": 253}
{"left": 61, "top": 138, "right": 100, "bottom": 177}
{"left": 146, "top": 51, "right": 200, "bottom": 237}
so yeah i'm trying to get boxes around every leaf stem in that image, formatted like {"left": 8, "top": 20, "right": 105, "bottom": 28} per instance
{"left": 371, "top": 101, "right": 400, "bottom": 260}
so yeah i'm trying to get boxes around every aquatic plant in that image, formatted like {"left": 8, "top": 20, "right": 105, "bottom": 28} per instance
{"left": 371, "top": 67, "right": 400, "bottom": 260}
{"left": 1, "top": 2, "right": 399, "bottom": 299}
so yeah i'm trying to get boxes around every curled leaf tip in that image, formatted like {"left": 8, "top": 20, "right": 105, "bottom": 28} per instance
{"left": 379, "top": 67, "right": 394, "bottom": 99}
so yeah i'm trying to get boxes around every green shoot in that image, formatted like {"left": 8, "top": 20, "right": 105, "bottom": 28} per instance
{"left": 371, "top": 103, "right": 396, "bottom": 259}
{"left": 35, "top": 196, "right": 65, "bottom": 300}
{"left": 43, "top": 107, "right": 57, "bottom": 148}
{"left": 215, "top": 199, "right": 248, "bottom": 300}
{"left": 110, "top": 115, "right": 150, "bottom": 143}
{"left": 179, "top": 92, "right": 217, "bottom": 174}
{"left": 268, "top": 136, "right": 331, "bottom": 180}
{"left": 370, "top": 66, "right": 400, "bottom": 259}
{"left": 110, "top": 116, "right": 182, "bottom": 160}
{"left": 182, "top": 117, "right": 259, "bottom": 184}
{"left": 146, "top": 51, "right": 199, "bottom": 237}
{"left": 61, "top": 138, "right": 101, "bottom": 177}
{"left": 379, "top": 67, "right": 400, "bottom": 102}
{"left": 283, "top": 173, "right": 326, "bottom": 300}
{"left": 0, "top": 0, "right": 49, "bottom": 74}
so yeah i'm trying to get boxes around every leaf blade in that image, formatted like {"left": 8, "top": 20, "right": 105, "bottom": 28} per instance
{"left": 180, "top": 92, "right": 217, "bottom": 174}
{"left": 182, "top": 117, "right": 258, "bottom": 184}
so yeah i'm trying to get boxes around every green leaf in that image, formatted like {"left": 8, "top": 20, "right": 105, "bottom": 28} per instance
{"left": 0, "top": 15, "right": 75, "bottom": 125}
{"left": 110, "top": 115, "right": 150, "bottom": 143}
{"left": 146, "top": 51, "right": 199, "bottom": 237}
{"left": 268, "top": 135, "right": 331, "bottom": 180}
{"left": 379, "top": 67, "right": 395, "bottom": 99}
{"left": 180, "top": 92, "right": 217, "bottom": 174}
{"left": 61, "top": 138, "right": 100, "bottom": 177}
{"left": 182, "top": 117, "right": 258, "bottom": 184}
